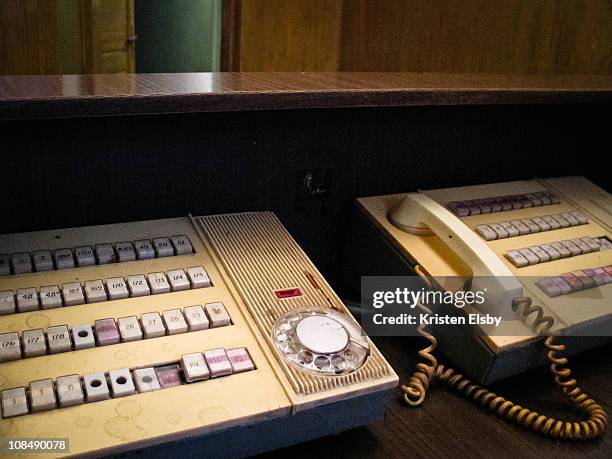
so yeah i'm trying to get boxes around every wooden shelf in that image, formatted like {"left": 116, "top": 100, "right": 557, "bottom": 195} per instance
{"left": 1, "top": 72, "right": 611, "bottom": 120}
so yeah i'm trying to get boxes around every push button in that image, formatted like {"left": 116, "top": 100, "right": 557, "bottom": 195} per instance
{"left": 56, "top": 374, "right": 84, "bottom": 407}
{"left": 95, "top": 243, "right": 116, "bottom": 264}
{"left": 153, "top": 238, "right": 174, "bottom": 257}
{"left": 22, "top": 329, "right": 46, "bottom": 357}
{"left": 1, "top": 387, "right": 28, "bottom": 418}
{"left": 475, "top": 224, "right": 497, "bottom": 241}
{"left": 167, "top": 269, "right": 190, "bottom": 291}
{"left": 53, "top": 248, "right": 75, "bottom": 270}
{"left": 11, "top": 253, "right": 32, "bottom": 274}
{"left": 32, "top": 250, "right": 54, "bottom": 272}
{"left": 0, "top": 332, "right": 21, "bottom": 361}
{"left": 107, "top": 277, "right": 129, "bottom": 300}
{"left": 72, "top": 324, "right": 95, "bottom": 350}
{"left": 204, "top": 348, "right": 232, "bottom": 378}
{"left": 227, "top": 348, "right": 255, "bottom": 373}
{"left": 94, "top": 318, "right": 120, "bottom": 346}
{"left": 155, "top": 364, "right": 182, "bottom": 388}
{"left": 75, "top": 246, "right": 96, "bottom": 267}
{"left": 170, "top": 235, "right": 194, "bottom": 255}
{"left": 83, "top": 372, "right": 110, "bottom": 402}
{"left": 183, "top": 305, "right": 209, "bottom": 331}
{"left": 29, "top": 379, "right": 56, "bottom": 412}
{"left": 205, "top": 302, "right": 231, "bottom": 327}
{"left": 109, "top": 368, "right": 136, "bottom": 397}
{"left": 187, "top": 266, "right": 211, "bottom": 288}
{"left": 40, "top": 285, "right": 62, "bottom": 309}
{"left": 0, "top": 254, "right": 10, "bottom": 275}
{"left": 133, "top": 368, "right": 160, "bottom": 393}
{"left": 62, "top": 282, "right": 85, "bottom": 306}
{"left": 162, "top": 309, "right": 188, "bottom": 335}
{"left": 84, "top": 279, "right": 107, "bottom": 303}
{"left": 140, "top": 312, "right": 166, "bottom": 338}
{"left": 16, "top": 287, "right": 39, "bottom": 312}
{"left": 0, "top": 291, "right": 15, "bottom": 315}
{"left": 47, "top": 325, "right": 72, "bottom": 353}
{"left": 127, "top": 275, "right": 150, "bottom": 297}
{"left": 134, "top": 240, "right": 155, "bottom": 260}
{"left": 504, "top": 250, "right": 528, "bottom": 268}
{"left": 147, "top": 272, "right": 171, "bottom": 294}
{"left": 115, "top": 242, "right": 136, "bottom": 262}
{"left": 118, "top": 316, "right": 142, "bottom": 342}
{"left": 181, "top": 353, "right": 210, "bottom": 382}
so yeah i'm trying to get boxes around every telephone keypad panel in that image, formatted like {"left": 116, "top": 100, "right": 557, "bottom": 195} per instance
{"left": 448, "top": 190, "right": 560, "bottom": 217}
{"left": 475, "top": 211, "right": 589, "bottom": 240}
{"left": 0, "top": 214, "right": 397, "bottom": 456}
{"left": 505, "top": 236, "right": 610, "bottom": 267}
{"left": 537, "top": 265, "right": 612, "bottom": 297}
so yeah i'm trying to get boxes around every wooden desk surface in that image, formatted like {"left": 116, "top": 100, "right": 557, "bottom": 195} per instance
{"left": 1, "top": 72, "right": 611, "bottom": 120}
{"left": 262, "top": 336, "right": 612, "bottom": 458}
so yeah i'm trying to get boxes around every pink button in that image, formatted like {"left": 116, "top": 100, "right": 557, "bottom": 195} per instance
{"left": 560, "top": 273, "right": 583, "bottom": 291}
{"left": 536, "top": 278, "right": 562, "bottom": 297}
{"left": 227, "top": 348, "right": 255, "bottom": 373}
{"left": 604, "top": 266, "right": 612, "bottom": 277}
{"left": 571, "top": 270, "right": 596, "bottom": 289}
{"left": 94, "top": 319, "right": 120, "bottom": 346}
{"left": 593, "top": 268, "right": 612, "bottom": 284}
{"left": 584, "top": 268, "right": 605, "bottom": 286}
{"left": 155, "top": 364, "right": 182, "bottom": 388}
{"left": 204, "top": 348, "right": 232, "bottom": 378}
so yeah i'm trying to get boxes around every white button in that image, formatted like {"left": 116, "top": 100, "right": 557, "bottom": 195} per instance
{"left": 0, "top": 333, "right": 21, "bottom": 362}
{"left": 140, "top": 312, "right": 166, "bottom": 338}
{"left": 550, "top": 242, "right": 571, "bottom": 258}
{"left": 162, "top": 309, "right": 188, "bottom": 335}
{"left": 83, "top": 372, "right": 110, "bottom": 402}
{"left": 227, "top": 347, "right": 255, "bottom": 373}
{"left": 16, "top": 287, "right": 39, "bottom": 312}
{"left": 0, "top": 254, "right": 10, "bottom": 275}
{"left": 539, "top": 243, "right": 561, "bottom": 260}
{"left": 72, "top": 324, "right": 95, "bottom": 350}
{"left": 488, "top": 223, "right": 508, "bottom": 239}
{"left": 62, "top": 282, "right": 84, "bottom": 306}
{"left": 75, "top": 246, "right": 96, "bottom": 267}
{"left": 133, "top": 368, "right": 160, "bottom": 392}
{"left": 107, "top": 277, "right": 129, "bottom": 300}
{"left": 53, "top": 248, "right": 75, "bottom": 269}
{"left": 561, "top": 240, "right": 582, "bottom": 256}
{"left": 205, "top": 302, "right": 231, "bottom": 327}
{"left": 499, "top": 222, "right": 519, "bottom": 237}
{"left": 475, "top": 224, "right": 497, "bottom": 241}
{"left": 84, "top": 279, "right": 107, "bottom": 303}
{"left": 0, "top": 291, "right": 15, "bottom": 315}
{"left": 570, "top": 238, "right": 592, "bottom": 253}
{"left": 581, "top": 236, "right": 601, "bottom": 252}
{"left": 204, "top": 348, "right": 232, "bottom": 378}
{"left": 167, "top": 269, "right": 190, "bottom": 291}
{"left": 183, "top": 305, "right": 209, "bottom": 331}
{"left": 518, "top": 248, "right": 539, "bottom": 265}
{"left": 115, "top": 242, "right": 136, "bottom": 262}
{"left": 599, "top": 238, "right": 612, "bottom": 250}
{"left": 1, "top": 387, "right": 28, "bottom": 418}
{"left": 118, "top": 316, "right": 142, "bottom": 342}
{"left": 40, "top": 285, "right": 63, "bottom": 309}
{"left": 147, "top": 272, "right": 171, "bottom": 294}
{"left": 504, "top": 250, "right": 528, "bottom": 267}
{"left": 561, "top": 212, "right": 580, "bottom": 226}
{"left": 127, "top": 275, "right": 150, "bottom": 297}
{"left": 95, "top": 243, "right": 116, "bottom": 264}
{"left": 22, "top": 329, "right": 47, "bottom": 357}
{"left": 551, "top": 214, "right": 570, "bottom": 228}
{"left": 47, "top": 325, "right": 72, "bottom": 353}
{"left": 181, "top": 352, "right": 210, "bottom": 382}
{"left": 109, "top": 368, "right": 136, "bottom": 397}
{"left": 11, "top": 253, "right": 32, "bottom": 274}
{"left": 170, "top": 235, "right": 193, "bottom": 255}
{"left": 187, "top": 266, "right": 211, "bottom": 288}
{"left": 29, "top": 379, "right": 56, "bottom": 412}
{"left": 134, "top": 240, "right": 155, "bottom": 260}
{"left": 153, "top": 238, "right": 174, "bottom": 257}
{"left": 32, "top": 250, "right": 54, "bottom": 272}
{"left": 56, "top": 374, "right": 84, "bottom": 407}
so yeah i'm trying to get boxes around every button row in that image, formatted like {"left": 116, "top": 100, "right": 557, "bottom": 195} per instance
{"left": 0, "top": 347, "right": 254, "bottom": 418}
{"left": 0, "top": 303, "right": 230, "bottom": 362}
{"left": 0, "top": 265, "right": 211, "bottom": 315}
{"left": 0, "top": 235, "right": 194, "bottom": 276}
{"left": 536, "top": 265, "right": 612, "bottom": 298}
{"left": 448, "top": 190, "right": 560, "bottom": 217}
{"left": 504, "top": 236, "right": 610, "bottom": 268}
{"left": 475, "top": 211, "right": 589, "bottom": 241}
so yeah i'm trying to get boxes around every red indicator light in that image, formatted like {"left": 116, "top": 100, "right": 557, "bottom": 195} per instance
{"left": 274, "top": 288, "right": 303, "bottom": 299}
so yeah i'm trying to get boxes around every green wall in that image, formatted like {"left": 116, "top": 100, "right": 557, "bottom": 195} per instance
{"left": 135, "top": 0, "right": 221, "bottom": 72}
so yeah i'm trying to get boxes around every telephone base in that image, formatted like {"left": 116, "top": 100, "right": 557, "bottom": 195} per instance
{"left": 113, "top": 389, "right": 393, "bottom": 458}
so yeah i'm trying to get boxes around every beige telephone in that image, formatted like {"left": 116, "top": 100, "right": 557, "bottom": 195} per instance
{"left": 356, "top": 176, "right": 611, "bottom": 440}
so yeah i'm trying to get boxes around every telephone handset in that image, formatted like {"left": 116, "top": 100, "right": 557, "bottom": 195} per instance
{"left": 389, "top": 192, "right": 523, "bottom": 320}
{"left": 384, "top": 187, "right": 608, "bottom": 440}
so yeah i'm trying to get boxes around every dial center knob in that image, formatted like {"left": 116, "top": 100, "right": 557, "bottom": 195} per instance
{"left": 295, "top": 315, "right": 349, "bottom": 354}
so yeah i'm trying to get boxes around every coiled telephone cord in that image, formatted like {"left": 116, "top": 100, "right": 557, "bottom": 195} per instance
{"left": 401, "top": 297, "right": 608, "bottom": 440}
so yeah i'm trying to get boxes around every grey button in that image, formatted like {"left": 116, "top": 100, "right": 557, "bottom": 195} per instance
{"left": 504, "top": 250, "right": 528, "bottom": 268}
{"left": 551, "top": 214, "right": 570, "bottom": 228}
{"left": 84, "top": 279, "right": 107, "bottom": 303}
{"left": 528, "top": 245, "right": 550, "bottom": 263}
{"left": 127, "top": 275, "right": 150, "bottom": 297}
{"left": 95, "top": 243, "right": 116, "bottom": 264}
{"left": 147, "top": 272, "right": 171, "bottom": 294}
{"left": 153, "top": 238, "right": 174, "bottom": 257}
{"left": 47, "top": 325, "right": 72, "bottom": 353}
{"left": 510, "top": 220, "right": 531, "bottom": 235}
{"left": 133, "top": 368, "right": 161, "bottom": 393}
{"left": 167, "top": 269, "right": 190, "bottom": 291}
{"left": 570, "top": 238, "right": 592, "bottom": 253}
{"left": 170, "top": 235, "right": 194, "bottom": 255}
{"left": 539, "top": 244, "right": 561, "bottom": 261}
{"left": 0, "top": 291, "right": 15, "bottom": 315}
{"left": 542, "top": 215, "right": 560, "bottom": 230}
{"left": 0, "top": 254, "right": 10, "bottom": 275}
{"left": 570, "top": 211, "right": 589, "bottom": 225}
{"left": 75, "top": 246, "right": 96, "bottom": 267}
{"left": 109, "top": 368, "right": 136, "bottom": 397}
{"left": 134, "top": 240, "right": 155, "bottom": 260}
{"left": 16, "top": 287, "right": 39, "bottom": 312}
{"left": 550, "top": 242, "right": 571, "bottom": 258}
{"left": 581, "top": 236, "right": 601, "bottom": 252}
{"left": 561, "top": 212, "right": 580, "bottom": 226}
{"left": 29, "top": 379, "right": 56, "bottom": 412}
{"left": 531, "top": 216, "right": 551, "bottom": 231}
{"left": 499, "top": 221, "right": 519, "bottom": 237}
{"left": 488, "top": 223, "right": 508, "bottom": 239}
{"left": 83, "top": 372, "right": 110, "bottom": 402}
{"left": 475, "top": 224, "right": 497, "bottom": 241}
{"left": 521, "top": 218, "right": 541, "bottom": 233}
{"left": 22, "top": 329, "right": 47, "bottom": 357}
{"left": 0, "top": 332, "right": 21, "bottom": 362}
{"left": 536, "top": 277, "right": 562, "bottom": 297}
{"left": 560, "top": 240, "right": 582, "bottom": 256}
{"left": 40, "top": 285, "right": 63, "bottom": 309}
{"left": 11, "top": 253, "right": 32, "bottom": 274}
{"left": 53, "top": 248, "right": 75, "bottom": 270}
{"left": 518, "top": 248, "right": 539, "bottom": 265}
{"left": 62, "top": 282, "right": 84, "bottom": 306}
{"left": 107, "top": 277, "right": 129, "bottom": 300}
{"left": 32, "top": 250, "right": 54, "bottom": 272}
{"left": 115, "top": 242, "right": 136, "bottom": 262}
{"left": 57, "top": 374, "right": 84, "bottom": 407}
{"left": 72, "top": 324, "right": 95, "bottom": 350}
{"left": 1, "top": 387, "right": 28, "bottom": 418}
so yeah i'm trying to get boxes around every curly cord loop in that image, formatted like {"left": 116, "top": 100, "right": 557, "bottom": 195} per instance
{"left": 401, "top": 298, "right": 608, "bottom": 440}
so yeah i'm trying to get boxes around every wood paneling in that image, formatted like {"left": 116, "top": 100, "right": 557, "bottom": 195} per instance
{"left": 1, "top": 72, "right": 612, "bottom": 120}
{"left": 0, "top": 0, "right": 61, "bottom": 75}
{"left": 340, "top": 0, "right": 612, "bottom": 74}
{"left": 223, "top": 0, "right": 612, "bottom": 74}
{"left": 227, "top": 0, "right": 343, "bottom": 71}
